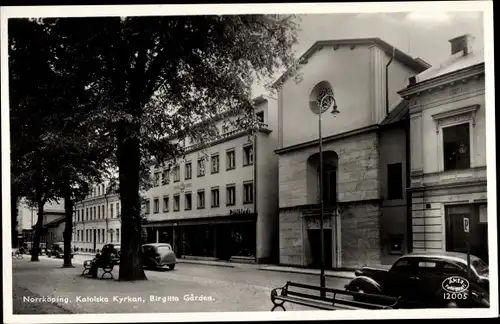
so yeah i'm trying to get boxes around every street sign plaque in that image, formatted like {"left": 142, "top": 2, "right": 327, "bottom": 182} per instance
{"left": 463, "top": 217, "right": 470, "bottom": 233}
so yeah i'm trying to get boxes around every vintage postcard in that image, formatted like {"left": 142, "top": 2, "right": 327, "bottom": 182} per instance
{"left": 1, "top": 1, "right": 497, "bottom": 323}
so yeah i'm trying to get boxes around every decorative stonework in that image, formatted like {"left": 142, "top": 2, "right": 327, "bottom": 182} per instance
{"left": 305, "top": 216, "right": 332, "bottom": 229}
{"left": 431, "top": 104, "right": 479, "bottom": 134}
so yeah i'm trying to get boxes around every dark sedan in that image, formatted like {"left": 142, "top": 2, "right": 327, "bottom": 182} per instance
{"left": 345, "top": 251, "right": 489, "bottom": 308}
{"left": 141, "top": 243, "right": 177, "bottom": 270}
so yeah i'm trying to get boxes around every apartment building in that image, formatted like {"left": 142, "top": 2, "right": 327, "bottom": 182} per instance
{"left": 72, "top": 182, "right": 122, "bottom": 252}
{"left": 399, "top": 34, "right": 488, "bottom": 262}
{"left": 143, "top": 96, "right": 279, "bottom": 263}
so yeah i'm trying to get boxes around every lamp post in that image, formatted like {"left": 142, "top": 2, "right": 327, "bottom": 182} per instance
{"left": 318, "top": 93, "right": 339, "bottom": 298}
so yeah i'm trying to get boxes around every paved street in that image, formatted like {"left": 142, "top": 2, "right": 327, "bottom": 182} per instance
{"left": 12, "top": 254, "right": 351, "bottom": 314}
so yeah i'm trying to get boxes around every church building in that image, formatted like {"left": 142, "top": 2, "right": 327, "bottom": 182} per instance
{"left": 275, "top": 38, "right": 430, "bottom": 268}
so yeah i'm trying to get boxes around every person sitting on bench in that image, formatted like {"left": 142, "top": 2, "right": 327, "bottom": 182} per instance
{"left": 90, "top": 246, "right": 112, "bottom": 279}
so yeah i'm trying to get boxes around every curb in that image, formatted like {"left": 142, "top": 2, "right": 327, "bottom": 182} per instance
{"left": 75, "top": 253, "right": 355, "bottom": 279}
{"left": 257, "top": 267, "right": 355, "bottom": 280}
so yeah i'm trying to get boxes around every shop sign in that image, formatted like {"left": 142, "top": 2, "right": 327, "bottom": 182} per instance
{"left": 463, "top": 217, "right": 469, "bottom": 233}
{"left": 229, "top": 208, "right": 252, "bottom": 216}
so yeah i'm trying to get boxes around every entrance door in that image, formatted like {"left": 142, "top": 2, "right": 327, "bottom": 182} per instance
{"left": 307, "top": 229, "right": 332, "bottom": 269}
{"left": 445, "top": 204, "right": 489, "bottom": 261}
{"left": 93, "top": 229, "right": 97, "bottom": 252}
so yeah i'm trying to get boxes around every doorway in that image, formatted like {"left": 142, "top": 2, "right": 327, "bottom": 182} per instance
{"left": 307, "top": 228, "right": 333, "bottom": 269}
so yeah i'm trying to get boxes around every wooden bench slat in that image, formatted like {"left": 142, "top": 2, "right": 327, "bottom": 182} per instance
{"left": 271, "top": 281, "right": 398, "bottom": 311}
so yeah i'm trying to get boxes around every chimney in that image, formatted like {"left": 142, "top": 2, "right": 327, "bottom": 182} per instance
{"left": 448, "top": 34, "right": 474, "bottom": 56}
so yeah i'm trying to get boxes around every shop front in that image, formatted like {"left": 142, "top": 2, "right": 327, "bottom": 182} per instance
{"left": 143, "top": 213, "right": 257, "bottom": 261}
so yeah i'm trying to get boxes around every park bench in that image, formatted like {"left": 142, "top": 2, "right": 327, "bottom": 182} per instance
{"left": 81, "top": 258, "right": 114, "bottom": 279}
{"left": 12, "top": 250, "right": 23, "bottom": 259}
{"left": 270, "top": 281, "right": 400, "bottom": 311}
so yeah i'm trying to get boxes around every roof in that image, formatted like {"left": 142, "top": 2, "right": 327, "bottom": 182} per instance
{"left": 406, "top": 251, "right": 483, "bottom": 262}
{"left": 43, "top": 216, "right": 65, "bottom": 228}
{"left": 273, "top": 37, "right": 431, "bottom": 88}
{"left": 415, "top": 49, "right": 484, "bottom": 83}
{"left": 143, "top": 243, "right": 171, "bottom": 247}
{"left": 379, "top": 99, "right": 409, "bottom": 126}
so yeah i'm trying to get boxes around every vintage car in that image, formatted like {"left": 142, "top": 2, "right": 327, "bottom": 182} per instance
{"left": 47, "top": 242, "right": 74, "bottom": 258}
{"left": 102, "top": 243, "right": 121, "bottom": 265}
{"left": 141, "top": 243, "right": 177, "bottom": 270}
{"left": 345, "top": 251, "right": 489, "bottom": 308}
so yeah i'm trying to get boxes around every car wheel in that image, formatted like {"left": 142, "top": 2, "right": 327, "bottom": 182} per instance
{"left": 168, "top": 264, "right": 175, "bottom": 270}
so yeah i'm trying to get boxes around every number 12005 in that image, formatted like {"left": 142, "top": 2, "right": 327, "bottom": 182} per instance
{"left": 443, "top": 292, "right": 468, "bottom": 300}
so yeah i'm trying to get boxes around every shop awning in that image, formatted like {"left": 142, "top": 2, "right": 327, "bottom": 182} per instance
{"left": 142, "top": 213, "right": 257, "bottom": 228}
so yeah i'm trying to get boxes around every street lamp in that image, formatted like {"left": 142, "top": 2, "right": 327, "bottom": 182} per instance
{"left": 318, "top": 93, "right": 339, "bottom": 298}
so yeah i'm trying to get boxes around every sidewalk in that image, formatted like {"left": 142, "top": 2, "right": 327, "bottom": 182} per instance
{"left": 12, "top": 257, "right": 317, "bottom": 314}
{"left": 75, "top": 252, "right": 355, "bottom": 279}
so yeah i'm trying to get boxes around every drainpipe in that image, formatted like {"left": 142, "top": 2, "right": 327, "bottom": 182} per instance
{"left": 385, "top": 47, "right": 396, "bottom": 115}
{"left": 253, "top": 132, "right": 258, "bottom": 263}
{"left": 405, "top": 123, "right": 413, "bottom": 253}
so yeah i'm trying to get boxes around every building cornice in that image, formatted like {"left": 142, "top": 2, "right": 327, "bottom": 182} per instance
{"left": 398, "top": 63, "right": 484, "bottom": 98}
{"left": 272, "top": 38, "right": 429, "bottom": 88}
{"left": 275, "top": 124, "right": 379, "bottom": 155}
{"left": 408, "top": 179, "right": 487, "bottom": 192}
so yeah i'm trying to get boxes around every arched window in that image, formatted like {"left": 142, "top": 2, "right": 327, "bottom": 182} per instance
{"left": 309, "top": 81, "right": 334, "bottom": 114}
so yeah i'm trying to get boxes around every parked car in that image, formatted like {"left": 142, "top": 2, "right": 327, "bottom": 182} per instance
{"left": 47, "top": 242, "right": 74, "bottom": 259}
{"left": 141, "top": 243, "right": 176, "bottom": 270}
{"left": 345, "top": 251, "right": 489, "bottom": 308}
{"left": 102, "top": 243, "right": 121, "bottom": 265}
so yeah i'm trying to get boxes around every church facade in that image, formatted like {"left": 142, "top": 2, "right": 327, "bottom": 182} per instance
{"left": 275, "top": 38, "right": 430, "bottom": 268}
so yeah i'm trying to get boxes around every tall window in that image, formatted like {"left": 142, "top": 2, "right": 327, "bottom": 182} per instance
{"left": 211, "top": 187, "right": 220, "bottom": 207}
{"left": 154, "top": 198, "right": 160, "bottom": 214}
{"left": 197, "top": 159, "right": 205, "bottom": 177}
{"left": 77, "top": 210, "right": 80, "bottom": 222}
{"left": 226, "top": 185, "right": 236, "bottom": 206}
{"left": 173, "top": 194, "right": 180, "bottom": 211}
{"left": 226, "top": 149, "right": 236, "bottom": 170}
{"left": 86, "top": 208, "right": 89, "bottom": 221}
{"left": 387, "top": 163, "right": 403, "bottom": 200}
{"left": 145, "top": 199, "right": 151, "bottom": 214}
{"left": 77, "top": 231, "right": 80, "bottom": 242}
{"left": 163, "top": 196, "right": 169, "bottom": 212}
{"left": 185, "top": 162, "right": 192, "bottom": 180}
{"left": 173, "top": 165, "right": 180, "bottom": 182}
{"left": 102, "top": 229, "right": 105, "bottom": 243}
{"left": 116, "top": 203, "right": 120, "bottom": 218}
{"left": 185, "top": 193, "right": 192, "bottom": 210}
{"left": 162, "top": 168, "right": 170, "bottom": 185}
{"left": 243, "top": 145, "right": 254, "bottom": 166}
{"left": 197, "top": 190, "right": 205, "bottom": 209}
{"left": 116, "top": 229, "right": 120, "bottom": 243}
{"left": 98, "top": 229, "right": 101, "bottom": 243}
{"left": 98, "top": 205, "right": 101, "bottom": 219}
{"left": 256, "top": 111, "right": 264, "bottom": 123}
{"left": 211, "top": 154, "right": 220, "bottom": 174}
{"left": 153, "top": 172, "right": 161, "bottom": 187}
{"left": 443, "top": 123, "right": 470, "bottom": 171}
{"left": 110, "top": 204, "right": 114, "bottom": 218}
{"left": 94, "top": 207, "right": 97, "bottom": 220}
{"left": 243, "top": 182, "right": 254, "bottom": 204}
{"left": 86, "top": 230, "right": 89, "bottom": 242}
{"left": 97, "top": 186, "right": 101, "bottom": 196}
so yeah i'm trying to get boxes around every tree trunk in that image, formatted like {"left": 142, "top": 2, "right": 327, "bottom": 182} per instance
{"left": 11, "top": 191, "right": 19, "bottom": 248}
{"left": 62, "top": 179, "right": 74, "bottom": 268}
{"left": 117, "top": 122, "right": 147, "bottom": 281}
{"left": 31, "top": 200, "right": 44, "bottom": 262}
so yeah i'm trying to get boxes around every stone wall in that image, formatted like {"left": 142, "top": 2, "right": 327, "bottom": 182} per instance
{"left": 341, "top": 202, "right": 382, "bottom": 268}
{"left": 279, "top": 131, "right": 380, "bottom": 208}
{"left": 279, "top": 208, "right": 304, "bottom": 266}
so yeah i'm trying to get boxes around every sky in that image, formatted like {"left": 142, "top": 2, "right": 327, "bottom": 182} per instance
{"left": 252, "top": 11, "right": 484, "bottom": 97}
